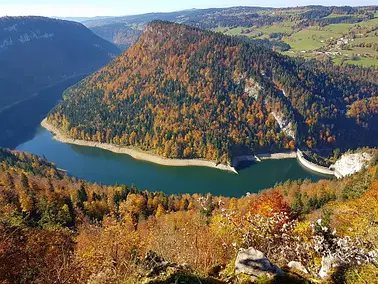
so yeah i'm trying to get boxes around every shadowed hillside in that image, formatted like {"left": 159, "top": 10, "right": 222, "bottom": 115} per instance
{"left": 0, "top": 16, "right": 121, "bottom": 110}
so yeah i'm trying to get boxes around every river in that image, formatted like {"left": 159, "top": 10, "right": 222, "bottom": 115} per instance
{"left": 1, "top": 77, "right": 328, "bottom": 197}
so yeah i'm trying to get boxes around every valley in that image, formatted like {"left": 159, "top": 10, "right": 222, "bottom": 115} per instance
{"left": 0, "top": 86, "right": 322, "bottom": 197}
{"left": 47, "top": 21, "right": 378, "bottom": 168}
{"left": 0, "top": 65, "right": 325, "bottom": 197}
{"left": 0, "top": 17, "right": 329, "bottom": 198}
{"left": 0, "top": 16, "right": 120, "bottom": 110}
{"left": 0, "top": 5, "right": 378, "bottom": 284}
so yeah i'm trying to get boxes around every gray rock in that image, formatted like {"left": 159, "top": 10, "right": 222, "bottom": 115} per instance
{"left": 139, "top": 250, "right": 190, "bottom": 279}
{"left": 288, "top": 261, "right": 309, "bottom": 274}
{"left": 235, "top": 247, "right": 283, "bottom": 279}
{"left": 319, "top": 255, "right": 337, "bottom": 278}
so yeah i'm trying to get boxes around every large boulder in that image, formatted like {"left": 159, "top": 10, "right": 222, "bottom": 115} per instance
{"left": 138, "top": 251, "right": 190, "bottom": 284}
{"left": 235, "top": 247, "right": 283, "bottom": 280}
{"left": 287, "top": 261, "right": 309, "bottom": 274}
{"left": 319, "top": 255, "right": 337, "bottom": 279}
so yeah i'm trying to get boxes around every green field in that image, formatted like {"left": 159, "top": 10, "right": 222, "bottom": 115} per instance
{"left": 216, "top": 24, "right": 294, "bottom": 38}
{"left": 324, "top": 23, "right": 354, "bottom": 34}
{"left": 335, "top": 57, "right": 378, "bottom": 67}
{"left": 357, "top": 17, "right": 378, "bottom": 28}
{"left": 253, "top": 23, "right": 294, "bottom": 35}
{"left": 208, "top": 6, "right": 378, "bottom": 67}
{"left": 351, "top": 47, "right": 377, "bottom": 55}
{"left": 283, "top": 28, "right": 338, "bottom": 50}
{"left": 214, "top": 9, "right": 378, "bottom": 67}
{"left": 353, "top": 36, "right": 378, "bottom": 44}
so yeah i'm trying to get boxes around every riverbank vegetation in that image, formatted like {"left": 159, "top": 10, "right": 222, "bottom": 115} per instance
{"left": 1, "top": 147, "right": 377, "bottom": 283}
{"left": 48, "top": 21, "right": 378, "bottom": 164}
{"left": 40, "top": 118, "right": 237, "bottom": 173}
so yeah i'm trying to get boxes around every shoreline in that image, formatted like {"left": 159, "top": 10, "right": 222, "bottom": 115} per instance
{"left": 231, "top": 152, "right": 297, "bottom": 165}
{"left": 41, "top": 118, "right": 336, "bottom": 178}
{"left": 41, "top": 118, "right": 239, "bottom": 173}
{"left": 257, "top": 152, "right": 297, "bottom": 160}
{"left": 296, "top": 149, "right": 338, "bottom": 178}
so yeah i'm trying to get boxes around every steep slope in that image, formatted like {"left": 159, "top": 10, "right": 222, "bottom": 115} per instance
{"left": 0, "top": 16, "right": 121, "bottom": 110}
{"left": 1, "top": 147, "right": 378, "bottom": 283}
{"left": 90, "top": 23, "right": 142, "bottom": 50}
{"left": 47, "top": 21, "right": 378, "bottom": 164}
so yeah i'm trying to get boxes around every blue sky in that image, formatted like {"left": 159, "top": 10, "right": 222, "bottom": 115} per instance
{"left": 0, "top": 0, "right": 376, "bottom": 17}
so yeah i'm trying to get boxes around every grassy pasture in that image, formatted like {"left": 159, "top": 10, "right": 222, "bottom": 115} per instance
{"left": 211, "top": 8, "right": 378, "bottom": 67}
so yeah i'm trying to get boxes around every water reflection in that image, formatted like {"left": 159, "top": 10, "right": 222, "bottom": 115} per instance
{"left": 0, "top": 75, "right": 86, "bottom": 149}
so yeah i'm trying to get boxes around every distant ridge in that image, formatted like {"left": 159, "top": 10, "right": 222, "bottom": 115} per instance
{"left": 0, "top": 16, "right": 121, "bottom": 109}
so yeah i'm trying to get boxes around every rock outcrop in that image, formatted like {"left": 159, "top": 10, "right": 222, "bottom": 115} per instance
{"left": 271, "top": 111, "right": 296, "bottom": 139}
{"left": 332, "top": 152, "right": 372, "bottom": 177}
{"left": 235, "top": 247, "right": 283, "bottom": 280}
{"left": 318, "top": 255, "right": 337, "bottom": 279}
{"left": 244, "top": 78, "right": 262, "bottom": 100}
{"left": 287, "top": 261, "right": 309, "bottom": 274}
{"left": 138, "top": 251, "right": 190, "bottom": 283}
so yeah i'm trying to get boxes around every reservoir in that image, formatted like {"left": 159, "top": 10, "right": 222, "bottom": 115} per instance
{"left": 1, "top": 77, "right": 328, "bottom": 197}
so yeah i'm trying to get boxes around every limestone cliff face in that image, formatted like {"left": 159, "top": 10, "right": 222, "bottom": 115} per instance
{"left": 332, "top": 152, "right": 372, "bottom": 177}
{"left": 271, "top": 111, "right": 296, "bottom": 140}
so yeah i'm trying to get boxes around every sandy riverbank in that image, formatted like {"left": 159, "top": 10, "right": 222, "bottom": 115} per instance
{"left": 257, "top": 152, "right": 297, "bottom": 160}
{"left": 41, "top": 118, "right": 238, "bottom": 173}
{"left": 231, "top": 152, "right": 296, "bottom": 165}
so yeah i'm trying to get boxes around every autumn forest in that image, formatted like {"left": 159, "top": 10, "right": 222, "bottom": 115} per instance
{"left": 48, "top": 21, "right": 378, "bottom": 164}
{"left": 1, "top": 146, "right": 378, "bottom": 283}
{"left": 1, "top": 10, "right": 378, "bottom": 284}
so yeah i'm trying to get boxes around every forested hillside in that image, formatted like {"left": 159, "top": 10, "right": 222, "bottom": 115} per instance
{"left": 0, "top": 16, "right": 120, "bottom": 110}
{"left": 1, "top": 148, "right": 377, "bottom": 283}
{"left": 48, "top": 21, "right": 378, "bottom": 164}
